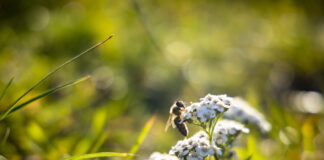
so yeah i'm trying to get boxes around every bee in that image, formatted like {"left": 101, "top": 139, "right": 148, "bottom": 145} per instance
{"left": 165, "top": 101, "right": 188, "bottom": 136}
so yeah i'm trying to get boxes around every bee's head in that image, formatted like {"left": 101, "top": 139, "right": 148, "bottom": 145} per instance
{"left": 171, "top": 101, "right": 185, "bottom": 116}
{"left": 175, "top": 101, "right": 185, "bottom": 108}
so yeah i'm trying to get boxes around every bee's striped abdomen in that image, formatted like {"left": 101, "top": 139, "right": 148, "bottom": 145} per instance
{"left": 174, "top": 117, "right": 188, "bottom": 136}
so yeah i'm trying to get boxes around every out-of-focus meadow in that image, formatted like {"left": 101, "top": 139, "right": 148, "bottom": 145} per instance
{"left": 1, "top": 0, "right": 324, "bottom": 159}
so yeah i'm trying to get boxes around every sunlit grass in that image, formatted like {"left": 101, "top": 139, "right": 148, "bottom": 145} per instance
{"left": 0, "top": 76, "right": 90, "bottom": 120}
{"left": 1, "top": 0, "right": 324, "bottom": 159}
{"left": 63, "top": 152, "right": 134, "bottom": 160}
{"left": 0, "top": 35, "right": 114, "bottom": 120}
{"left": 125, "top": 115, "right": 156, "bottom": 160}
{"left": 0, "top": 77, "right": 14, "bottom": 102}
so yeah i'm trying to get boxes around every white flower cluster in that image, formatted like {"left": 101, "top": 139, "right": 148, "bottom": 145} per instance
{"left": 148, "top": 94, "right": 270, "bottom": 160}
{"left": 169, "top": 131, "right": 222, "bottom": 160}
{"left": 149, "top": 152, "right": 178, "bottom": 160}
{"left": 182, "top": 94, "right": 233, "bottom": 123}
{"left": 213, "top": 120, "right": 250, "bottom": 145}
{"left": 224, "top": 97, "right": 271, "bottom": 132}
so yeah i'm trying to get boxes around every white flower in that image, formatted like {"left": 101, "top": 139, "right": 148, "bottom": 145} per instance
{"left": 224, "top": 97, "right": 271, "bottom": 132}
{"left": 195, "top": 146, "right": 214, "bottom": 157}
{"left": 215, "top": 146, "right": 222, "bottom": 156}
{"left": 169, "top": 131, "right": 222, "bottom": 159}
{"left": 211, "top": 120, "right": 249, "bottom": 159}
{"left": 181, "top": 94, "right": 233, "bottom": 124}
{"left": 187, "top": 152, "right": 203, "bottom": 160}
{"left": 213, "top": 120, "right": 249, "bottom": 145}
{"left": 196, "top": 105, "right": 211, "bottom": 122}
{"left": 149, "top": 152, "right": 178, "bottom": 160}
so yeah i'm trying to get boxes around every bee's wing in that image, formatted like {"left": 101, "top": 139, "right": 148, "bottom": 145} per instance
{"left": 165, "top": 115, "right": 176, "bottom": 132}
{"left": 171, "top": 117, "right": 176, "bottom": 128}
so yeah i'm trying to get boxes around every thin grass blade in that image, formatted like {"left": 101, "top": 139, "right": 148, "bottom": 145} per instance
{"left": 89, "top": 132, "right": 109, "bottom": 153}
{"left": 0, "top": 76, "right": 90, "bottom": 120}
{"left": 63, "top": 152, "right": 133, "bottom": 160}
{"left": 0, "top": 77, "right": 14, "bottom": 102}
{"left": 1, "top": 128, "right": 10, "bottom": 151}
{"left": 5, "top": 35, "right": 114, "bottom": 117}
{"left": 124, "top": 114, "right": 156, "bottom": 160}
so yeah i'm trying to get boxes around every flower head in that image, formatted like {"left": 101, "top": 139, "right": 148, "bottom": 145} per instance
{"left": 212, "top": 120, "right": 249, "bottom": 159}
{"left": 169, "top": 131, "right": 222, "bottom": 159}
{"left": 181, "top": 94, "right": 233, "bottom": 124}
{"left": 224, "top": 97, "right": 271, "bottom": 132}
{"left": 213, "top": 120, "right": 249, "bottom": 145}
{"left": 149, "top": 152, "right": 178, "bottom": 160}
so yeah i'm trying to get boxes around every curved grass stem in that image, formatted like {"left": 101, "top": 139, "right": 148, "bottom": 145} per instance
{"left": 0, "top": 77, "right": 14, "bottom": 102}
{"left": 0, "top": 35, "right": 114, "bottom": 120}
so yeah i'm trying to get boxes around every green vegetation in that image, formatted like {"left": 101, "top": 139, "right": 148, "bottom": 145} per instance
{"left": 125, "top": 115, "right": 156, "bottom": 160}
{"left": 63, "top": 152, "right": 133, "bottom": 160}
{"left": 1, "top": 0, "right": 324, "bottom": 159}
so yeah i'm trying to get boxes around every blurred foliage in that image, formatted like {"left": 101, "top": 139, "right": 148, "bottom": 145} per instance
{"left": 1, "top": 0, "right": 324, "bottom": 159}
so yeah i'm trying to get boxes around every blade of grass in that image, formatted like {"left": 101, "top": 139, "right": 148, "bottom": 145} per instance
{"left": 63, "top": 152, "right": 134, "bottom": 160}
{"left": 124, "top": 114, "right": 156, "bottom": 160}
{"left": 89, "top": 131, "right": 109, "bottom": 153}
{"left": 3, "top": 35, "right": 114, "bottom": 119}
{"left": 0, "top": 76, "right": 90, "bottom": 120}
{"left": 130, "top": 0, "right": 162, "bottom": 54}
{"left": 0, "top": 77, "right": 14, "bottom": 102}
{"left": 1, "top": 128, "right": 10, "bottom": 151}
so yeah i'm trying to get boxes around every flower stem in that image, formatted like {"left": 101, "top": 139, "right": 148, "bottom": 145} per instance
{"left": 214, "top": 154, "right": 219, "bottom": 160}
{"left": 209, "top": 113, "right": 224, "bottom": 160}
{"left": 210, "top": 113, "right": 224, "bottom": 137}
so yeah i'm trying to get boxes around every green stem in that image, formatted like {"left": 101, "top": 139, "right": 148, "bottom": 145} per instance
{"left": 209, "top": 113, "right": 224, "bottom": 160}
{"left": 208, "top": 121, "right": 213, "bottom": 132}
{"left": 214, "top": 154, "right": 219, "bottom": 160}
{"left": 211, "top": 113, "right": 223, "bottom": 137}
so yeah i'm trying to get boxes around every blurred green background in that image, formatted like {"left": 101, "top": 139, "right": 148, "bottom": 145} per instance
{"left": 1, "top": 0, "right": 324, "bottom": 159}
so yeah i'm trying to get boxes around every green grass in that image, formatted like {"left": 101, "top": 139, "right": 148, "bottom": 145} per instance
{"left": 0, "top": 35, "right": 114, "bottom": 121}
{"left": 0, "top": 76, "right": 90, "bottom": 120}
{"left": 63, "top": 152, "right": 134, "bottom": 160}
{"left": 125, "top": 114, "right": 156, "bottom": 160}
{"left": 0, "top": 77, "right": 14, "bottom": 102}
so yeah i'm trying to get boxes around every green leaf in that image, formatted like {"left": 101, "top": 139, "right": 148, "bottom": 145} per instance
{"left": 63, "top": 152, "right": 133, "bottom": 160}
{"left": 0, "top": 77, "right": 14, "bottom": 102}
{"left": 0, "top": 76, "right": 90, "bottom": 120}
{"left": 124, "top": 114, "right": 156, "bottom": 160}
{"left": 2, "top": 35, "right": 114, "bottom": 120}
